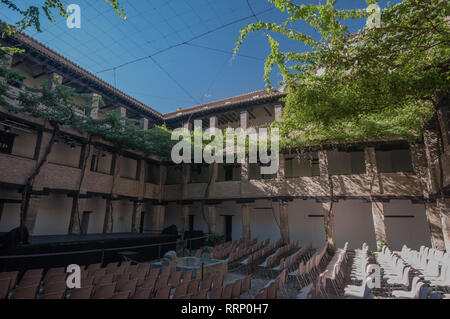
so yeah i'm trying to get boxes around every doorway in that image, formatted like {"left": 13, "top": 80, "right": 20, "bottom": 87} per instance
{"left": 224, "top": 215, "right": 232, "bottom": 242}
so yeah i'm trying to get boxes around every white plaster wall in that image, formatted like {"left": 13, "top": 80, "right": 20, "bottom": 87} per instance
{"left": 112, "top": 200, "right": 133, "bottom": 233}
{"left": 333, "top": 200, "right": 377, "bottom": 250}
{"left": 251, "top": 199, "right": 282, "bottom": 244}
{"left": 33, "top": 194, "right": 72, "bottom": 235}
{"left": 383, "top": 200, "right": 431, "bottom": 251}
{"left": 82, "top": 197, "right": 107, "bottom": 234}
{"left": 288, "top": 199, "right": 326, "bottom": 248}
{"left": 0, "top": 203, "right": 20, "bottom": 232}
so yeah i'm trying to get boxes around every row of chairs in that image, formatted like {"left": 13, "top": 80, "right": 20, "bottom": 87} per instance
{"left": 0, "top": 260, "right": 219, "bottom": 299}
{"left": 240, "top": 239, "right": 283, "bottom": 266}
{"left": 254, "top": 269, "right": 287, "bottom": 299}
{"left": 343, "top": 243, "right": 374, "bottom": 299}
{"left": 396, "top": 245, "right": 450, "bottom": 288}
{"left": 324, "top": 242, "right": 348, "bottom": 295}
{"left": 210, "top": 275, "right": 251, "bottom": 299}
{"left": 211, "top": 238, "right": 260, "bottom": 260}
{"left": 272, "top": 242, "right": 311, "bottom": 272}
{"left": 227, "top": 239, "right": 271, "bottom": 263}
{"left": 376, "top": 246, "right": 437, "bottom": 299}
{"left": 258, "top": 241, "right": 297, "bottom": 269}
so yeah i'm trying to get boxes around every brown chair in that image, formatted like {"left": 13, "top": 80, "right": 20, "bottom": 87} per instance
{"left": 210, "top": 288, "right": 222, "bottom": 299}
{"left": 114, "top": 272, "right": 130, "bottom": 283}
{"left": 155, "top": 275, "right": 169, "bottom": 291}
{"left": 111, "top": 291, "right": 130, "bottom": 299}
{"left": 172, "top": 282, "right": 188, "bottom": 299}
{"left": 93, "top": 283, "right": 116, "bottom": 299}
{"left": 212, "top": 274, "right": 224, "bottom": 289}
{"left": 141, "top": 277, "right": 157, "bottom": 292}
{"left": 120, "top": 261, "right": 131, "bottom": 269}
{"left": 160, "top": 267, "right": 170, "bottom": 278}
{"left": 133, "top": 288, "right": 152, "bottom": 299}
{"left": 254, "top": 289, "right": 267, "bottom": 299}
{"left": 89, "top": 268, "right": 106, "bottom": 278}
{"left": 44, "top": 274, "right": 67, "bottom": 284}
{"left": 105, "top": 262, "right": 119, "bottom": 270}
{"left": 241, "top": 276, "right": 252, "bottom": 297}
{"left": 187, "top": 279, "right": 200, "bottom": 296}
{"left": 168, "top": 271, "right": 182, "bottom": 287}
{"left": 11, "top": 285, "right": 39, "bottom": 299}
{"left": 148, "top": 268, "right": 160, "bottom": 279}
{"left": 0, "top": 271, "right": 18, "bottom": 290}
{"left": 195, "top": 249, "right": 202, "bottom": 258}
{"left": 200, "top": 276, "right": 213, "bottom": 291}
{"left": 266, "top": 280, "right": 278, "bottom": 299}
{"left": 81, "top": 276, "right": 94, "bottom": 287}
{"left": 18, "top": 276, "right": 41, "bottom": 287}
{"left": 138, "top": 263, "right": 151, "bottom": 276}
{"left": 155, "top": 286, "right": 171, "bottom": 299}
{"left": 128, "top": 265, "right": 139, "bottom": 274}
{"left": 39, "top": 291, "right": 66, "bottom": 299}
{"left": 0, "top": 278, "right": 11, "bottom": 299}
{"left": 222, "top": 283, "right": 233, "bottom": 299}
{"left": 93, "top": 274, "right": 114, "bottom": 286}
{"left": 183, "top": 270, "right": 193, "bottom": 283}
{"left": 43, "top": 281, "right": 67, "bottom": 294}
{"left": 194, "top": 289, "right": 207, "bottom": 299}
{"left": 116, "top": 279, "right": 137, "bottom": 296}
{"left": 131, "top": 272, "right": 146, "bottom": 286}
{"left": 69, "top": 286, "right": 93, "bottom": 299}
{"left": 231, "top": 279, "right": 242, "bottom": 299}
{"left": 22, "top": 268, "right": 44, "bottom": 280}
{"left": 44, "top": 267, "right": 65, "bottom": 280}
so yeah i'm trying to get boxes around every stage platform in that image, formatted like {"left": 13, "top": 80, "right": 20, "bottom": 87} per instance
{"left": 0, "top": 232, "right": 178, "bottom": 273}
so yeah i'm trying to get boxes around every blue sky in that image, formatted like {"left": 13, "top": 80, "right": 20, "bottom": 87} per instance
{"left": 0, "top": 0, "right": 400, "bottom": 114}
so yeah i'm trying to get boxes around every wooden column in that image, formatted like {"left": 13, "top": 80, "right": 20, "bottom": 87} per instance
{"left": 207, "top": 205, "right": 217, "bottom": 235}
{"left": 240, "top": 111, "right": 249, "bottom": 193}
{"left": 182, "top": 205, "right": 190, "bottom": 233}
{"left": 319, "top": 150, "right": 336, "bottom": 250}
{"left": 103, "top": 199, "right": 114, "bottom": 233}
{"left": 279, "top": 200, "right": 290, "bottom": 244}
{"left": 365, "top": 147, "right": 387, "bottom": 248}
{"left": 140, "top": 118, "right": 149, "bottom": 130}
{"left": 89, "top": 94, "right": 101, "bottom": 119}
{"left": 274, "top": 104, "right": 283, "bottom": 122}
{"left": 131, "top": 201, "right": 143, "bottom": 233}
{"left": 209, "top": 116, "right": 218, "bottom": 129}
{"left": 410, "top": 143, "right": 445, "bottom": 250}
{"left": 437, "top": 199, "right": 450, "bottom": 252}
{"left": 25, "top": 195, "right": 41, "bottom": 235}
{"left": 241, "top": 203, "right": 251, "bottom": 241}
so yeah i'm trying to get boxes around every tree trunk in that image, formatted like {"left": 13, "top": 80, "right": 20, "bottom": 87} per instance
{"left": 20, "top": 124, "right": 58, "bottom": 233}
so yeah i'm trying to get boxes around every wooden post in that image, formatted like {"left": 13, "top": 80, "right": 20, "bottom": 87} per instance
{"left": 279, "top": 200, "right": 290, "bottom": 244}
{"left": 365, "top": 147, "right": 387, "bottom": 249}
{"left": 319, "top": 150, "right": 336, "bottom": 250}
{"left": 242, "top": 203, "right": 251, "bottom": 241}
{"left": 410, "top": 143, "right": 445, "bottom": 250}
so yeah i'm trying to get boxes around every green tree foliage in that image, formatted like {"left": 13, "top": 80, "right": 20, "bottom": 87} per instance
{"left": 0, "top": 0, "right": 126, "bottom": 33}
{"left": 235, "top": 0, "right": 450, "bottom": 149}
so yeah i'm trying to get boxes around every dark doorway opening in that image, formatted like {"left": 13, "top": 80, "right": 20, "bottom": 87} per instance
{"left": 139, "top": 211, "right": 145, "bottom": 233}
{"left": 189, "top": 215, "right": 194, "bottom": 232}
{"left": 224, "top": 215, "right": 232, "bottom": 242}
